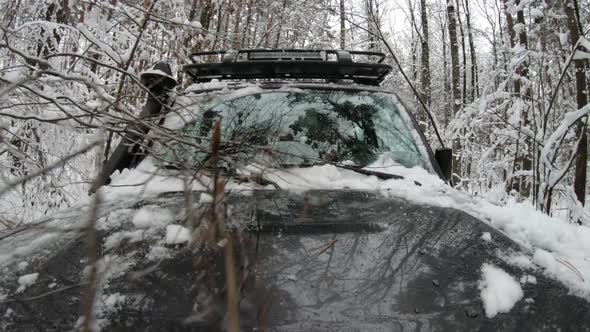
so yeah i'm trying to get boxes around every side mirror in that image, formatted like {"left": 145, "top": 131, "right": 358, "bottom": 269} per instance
{"left": 89, "top": 62, "right": 177, "bottom": 194}
{"left": 435, "top": 148, "right": 453, "bottom": 183}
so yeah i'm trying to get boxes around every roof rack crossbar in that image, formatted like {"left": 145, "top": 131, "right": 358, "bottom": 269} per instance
{"left": 184, "top": 49, "right": 391, "bottom": 86}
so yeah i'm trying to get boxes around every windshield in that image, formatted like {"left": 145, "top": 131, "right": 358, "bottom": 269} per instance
{"left": 166, "top": 90, "right": 428, "bottom": 170}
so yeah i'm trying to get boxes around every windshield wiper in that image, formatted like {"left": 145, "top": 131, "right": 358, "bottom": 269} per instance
{"left": 282, "top": 162, "right": 422, "bottom": 186}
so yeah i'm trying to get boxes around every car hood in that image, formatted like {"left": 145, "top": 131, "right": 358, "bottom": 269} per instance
{"left": 0, "top": 190, "right": 588, "bottom": 331}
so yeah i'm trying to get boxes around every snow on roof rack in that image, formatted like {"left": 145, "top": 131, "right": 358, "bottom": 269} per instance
{"left": 183, "top": 49, "right": 392, "bottom": 86}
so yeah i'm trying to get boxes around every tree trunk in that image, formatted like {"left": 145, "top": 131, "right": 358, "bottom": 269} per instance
{"left": 517, "top": 0, "right": 532, "bottom": 197}
{"left": 200, "top": 0, "right": 213, "bottom": 30}
{"left": 501, "top": 0, "right": 516, "bottom": 92}
{"left": 502, "top": 0, "right": 516, "bottom": 47}
{"left": 447, "top": 0, "right": 462, "bottom": 183}
{"left": 194, "top": 0, "right": 213, "bottom": 52}
{"left": 447, "top": 0, "right": 461, "bottom": 115}
{"left": 222, "top": 1, "right": 233, "bottom": 48}
{"left": 463, "top": 0, "right": 479, "bottom": 99}
{"left": 231, "top": 0, "right": 243, "bottom": 48}
{"left": 273, "top": 0, "right": 289, "bottom": 48}
{"left": 263, "top": 4, "right": 274, "bottom": 48}
{"left": 516, "top": 1, "right": 530, "bottom": 96}
{"left": 251, "top": 9, "right": 260, "bottom": 47}
{"left": 419, "top": 0, "right": 431, "bottom": 107}
{"left": 211, "top": 0, "right": 226, "bottom": 49}
{"left": 240, "top": 0, "right": 255, "bottom": 47}
{"left": 411, "top": 39, "right": 418, "bottom": 90}
{"left": 441, "top": 19, "right": 451, "bottom": 125}
{"left": 185, "top": 0, "right": 199, "bottom": 49}
{"left": 565, "top": 0, "right": 588, "bottom": 209}
{"left": 502, "top": 0, "right": 521, "bottom": 94}
{"left": 34, "top": 1, "right": 69, "bottom": 64}
{"left": 177, "top": 0, "right": 200, "bottom": 86}
{"left": 455, "top": 0, "right": 467, "bottom": 105}
{"left": 407, "top": 0, "right": 418, "bottom": 91}
{"left": 366, "top": 0, "right": 376, "bottom": 50}
{"left": 340, "top": 0, "right": 346, "bottom": 49}
{"left": 506, "top": 0, "right": 532, "bottom": 197}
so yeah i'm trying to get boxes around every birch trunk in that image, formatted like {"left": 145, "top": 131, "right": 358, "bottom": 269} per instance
{"left": 565, "top": 0, "right": 588, "bottom": 209}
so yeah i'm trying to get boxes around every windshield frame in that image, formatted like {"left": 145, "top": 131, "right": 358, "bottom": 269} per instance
{"left": 173, "top": 82, "right": 444, "bottom": 178}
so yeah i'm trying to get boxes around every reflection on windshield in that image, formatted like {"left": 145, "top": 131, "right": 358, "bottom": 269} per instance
{"left": 167, "top": 91, "right": 426, "bottom": 169}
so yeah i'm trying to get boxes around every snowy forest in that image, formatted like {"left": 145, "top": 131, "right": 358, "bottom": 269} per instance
{"left": 3, "top": 0, "right": 590, "bottom": 330}
{"left": 0, "top": 0, "right": 590, "bottom": 226}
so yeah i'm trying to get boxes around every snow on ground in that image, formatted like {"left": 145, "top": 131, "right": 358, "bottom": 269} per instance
{"left": 478, "top": 264, "right": 524, "bottom": 318}
{"left": 98, "top": 156, "right": 590, "bottom": 301}
{"left": 16, "top": 272, "right": 39, "bottom": 293}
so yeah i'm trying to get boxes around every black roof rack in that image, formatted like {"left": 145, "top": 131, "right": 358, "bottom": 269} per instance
{"left": 183, "top": 49, "right": 392, "bottom": 86}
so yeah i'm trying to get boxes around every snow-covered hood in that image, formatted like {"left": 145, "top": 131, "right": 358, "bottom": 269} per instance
{"left": 0, "top": 188, "right": 589, "bottom": 331}
{"left": 98, "top": 157, "right": 590, "bottom": 301}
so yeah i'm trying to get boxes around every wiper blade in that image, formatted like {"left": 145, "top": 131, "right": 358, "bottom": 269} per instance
{"left": 244, "top": 222, "right": 386, "bottom": 234}
{"left": 282, "top": 162, "right": 422, "bottom": 186}
{"left": 333, "top": 164, "right": 404, "bottom": 180}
